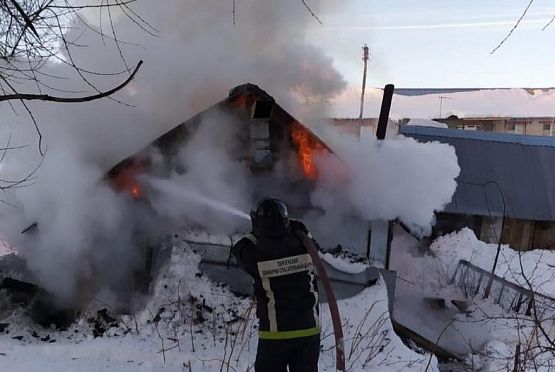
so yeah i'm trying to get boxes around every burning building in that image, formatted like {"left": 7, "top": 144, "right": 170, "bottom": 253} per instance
{"left": 107, "top": 83, "right": 378, "bottom": 252}
{"left": 108, "top": 84, "right": 330, "bottom": 203}
{"left": 105, "top": 83, "right": 385, "bottom": 298}
{"left": 2, "top": 83, "right": 391, "bottom": 322}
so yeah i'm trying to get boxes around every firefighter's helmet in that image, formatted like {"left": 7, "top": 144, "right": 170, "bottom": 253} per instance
{"left": 250, "top": 197, "right": 290, "bottom": 238}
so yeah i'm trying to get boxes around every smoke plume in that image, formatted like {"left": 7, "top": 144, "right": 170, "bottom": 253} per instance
{"left": 309, "top": 125, "right": 460, "bottom": 238}
{"left": 2, "top": 145, "right": 139, "bottom": 306}
{"left": 0, "top": 1, "right": 346, "bottom": 304}
{"left": 145, "top": 110, "right": 252, "bottom": 234}
{"left": 0, "top": 1, "right": 460, "bottom": 307}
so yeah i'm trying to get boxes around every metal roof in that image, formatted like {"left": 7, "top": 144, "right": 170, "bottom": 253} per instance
{"left": 400, "top": 125, "right": 555, "bottom": 221}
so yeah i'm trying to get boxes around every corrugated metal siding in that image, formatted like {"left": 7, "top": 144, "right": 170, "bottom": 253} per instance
{"left": 400, "top": 126, "right": 555, "bottom": 221}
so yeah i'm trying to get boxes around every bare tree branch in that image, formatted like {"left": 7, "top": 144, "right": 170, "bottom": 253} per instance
{"left": 1, "top": 1, "right": 152, "bottom": 155}
{"left": 232, "top": 0, "right": 236, "bottom": 26}
{"left": 0, "top": 59, "right": 143, "bottom": 103}
{"left": 300, "top": 0, "right": 323, "bottom": 25}
{"left": 117, "top": 0, "right": 158, "bottom": 36}
{"left": 18, "top": 97, "right": 44, "bottom": 155}
{"left": 0, "top": 153, "right": 43, "bottom": 191}
{"left": 8, "top": 0, "right": 39, "bottom": 37}
{"left": 542, "top": 15, "right": 555, "bottom": 31}
{"left": 48, "top": 0, "right": 137, "bottom": 10}
{"left": 491, "top": 0, "right": 534, "bottom": 54}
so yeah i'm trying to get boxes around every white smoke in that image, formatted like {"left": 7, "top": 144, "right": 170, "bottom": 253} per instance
{"left": 1, "top": 1, "right": 347, "bottom": 170}
{"left": 145, "top": 110, "right": 252, "bottom": 234}
{"left": 2, "top": 145, "right": 139, "bottom": 306}
{"left": 1, "top": 110, "right": 254, "bottom": 306}
{"left": 309, "top": 126, "right": 460, "bottom": 237}
{"left": 0, "top": 1, "right": 346, "bottom": 303}
{"left": 0, "top": 1, "right": 460, "bottom": 307}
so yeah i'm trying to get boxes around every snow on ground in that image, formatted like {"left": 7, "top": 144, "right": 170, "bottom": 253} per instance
{"left": 391, "top": 227, "right": 555, "bottom": 371}
{"left": 392, "top": 227, "right": 555, "bottom": 300}
{"left": 0, "top": 233, "right": 14, "bottom": 256}
{"left": 430, "top": 229, "right": 555, "bottom": 371}
{"left": 0, "top": 238, "right": 436, "bottom": 371}
{"left": 430, "top": 228, "right": 555, "bottom": 299}
{"left": 0, "top": 243, "right": 12, "bottom": 256}
{"left": 320, "top": 252, "right": 368, "bottom": 274}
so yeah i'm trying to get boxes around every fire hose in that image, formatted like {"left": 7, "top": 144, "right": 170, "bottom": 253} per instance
{"left": 293, "top": 230, "right": 346, "bottom": 372}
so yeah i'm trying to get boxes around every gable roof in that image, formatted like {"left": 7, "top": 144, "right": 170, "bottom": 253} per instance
{"left": 400, "top": 125, "right": 555, "bottom": 221}
{"left": 106, "top": 83, "right": 330, "bottom": 194}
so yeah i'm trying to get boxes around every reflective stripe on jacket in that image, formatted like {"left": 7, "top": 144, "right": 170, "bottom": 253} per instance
{"left": 231, "top": 221, "right": 320, "bottom": 339}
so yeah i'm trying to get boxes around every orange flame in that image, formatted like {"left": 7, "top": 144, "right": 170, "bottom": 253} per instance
{"left": 231, "top": 94, "right": 249, "bottom": 108}
{"left": 110, "top": 161, "right": 144, "bottom": 199}
{"left": 291, "top": 123, "right": 327, "bottom": 180}
{"left": 129, "top": 183, "right": 143, "bottom": 199}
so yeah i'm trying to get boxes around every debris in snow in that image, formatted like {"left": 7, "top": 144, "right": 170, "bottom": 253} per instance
{"left": 320, "top": 251, "right": 369, "bottom": 274}
{"left": 393, "top": 227, "right": 555, "bottom": 371}
{"left": 87, "top": 309, "right": 119, "bottom": 338}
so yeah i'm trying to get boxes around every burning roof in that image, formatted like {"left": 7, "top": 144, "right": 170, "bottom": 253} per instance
{"left": 107, "top": 83, "right": 332, "bottom": 200}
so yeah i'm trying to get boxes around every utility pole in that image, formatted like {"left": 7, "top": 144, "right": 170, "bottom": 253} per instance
{"left": 359, "top": 44, "right": 370, "bottom": 119}
{"left": 438, "top": 96, "right": 452, "bottom": 118}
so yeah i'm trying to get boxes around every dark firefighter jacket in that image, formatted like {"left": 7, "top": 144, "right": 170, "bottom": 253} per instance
{"left": 231, "top": 220, "right": 320, "bottom": 340}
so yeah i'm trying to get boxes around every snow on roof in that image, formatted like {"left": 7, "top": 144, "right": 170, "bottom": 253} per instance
{"left": 395, "top": 88, "right": 554, "bottom": 97}
{"left": 395, "top": 88, "right": 488, "bottom": 96}
{"left": 401, "top": 125, "right": 555, "bottom": 146}
{"left": 405, "top": 118, "right": 447, "bottom": 128}
{"left": 356, "top": 88, "right": 555, "bottom": 120}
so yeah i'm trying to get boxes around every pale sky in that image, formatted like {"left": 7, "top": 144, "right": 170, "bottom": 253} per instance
{"left": 308, "top": 0, "right": 555, "bottom": 89}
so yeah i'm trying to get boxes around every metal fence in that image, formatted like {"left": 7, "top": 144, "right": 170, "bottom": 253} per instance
{"left": 450, "top": 260, "right": 555, "bottom": 319}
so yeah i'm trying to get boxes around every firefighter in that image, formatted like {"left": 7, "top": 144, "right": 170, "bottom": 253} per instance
{"left": 231, "top": 197, "right": 320, "bottom": 372}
